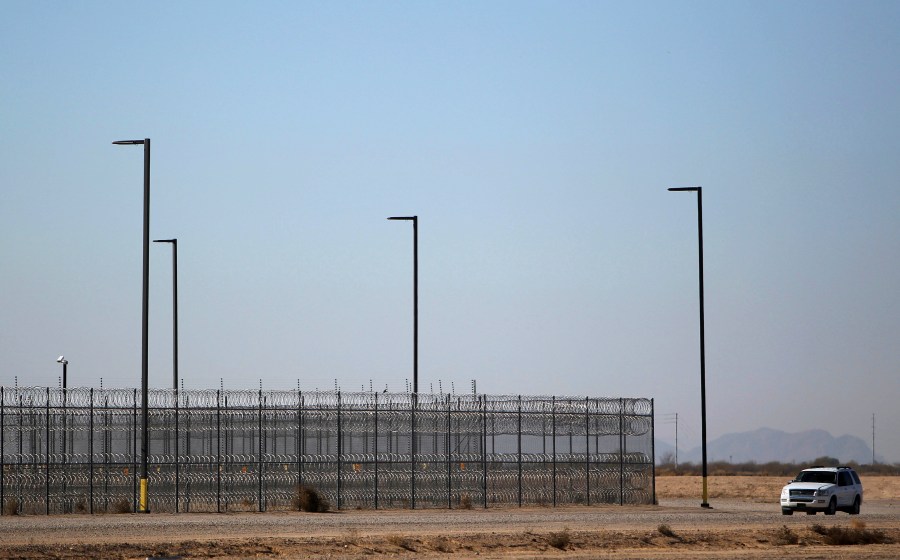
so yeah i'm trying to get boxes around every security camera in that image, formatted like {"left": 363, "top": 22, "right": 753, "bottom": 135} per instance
{"left": 57, "top": 356, "right": 66, "bottom": 363}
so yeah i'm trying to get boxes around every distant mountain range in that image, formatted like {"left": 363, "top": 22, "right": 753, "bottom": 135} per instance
{"left": 655, "top": 427, "right": 876, "bottom": 465}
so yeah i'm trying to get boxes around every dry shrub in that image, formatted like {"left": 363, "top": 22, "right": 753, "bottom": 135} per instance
{"left": 292, "top": 485, "right": 330, "bottom": 512}
{"left": 459, "top": 494, "right": 473, "bottom": 510}
{"left": 811, "top": 522, "right": 891, "bottom": 545}
{"left": 432, "top": 536, "right": 454, "bottom": 553}
{"left": 74, "top": 500, "right": 87, "bottom": 514}
{"left": 3, "top": 498, "right": 19, "bottom": 516}
{"left": 112, "top": 498, "right": 131, "bottom": 514}
{"left": 657, "top": 524, "right": 678, "bottom": 539}
{"left": 388, "top": 534, "right": 416, "bottom": 551}
{"left": 774, "top": 525, "right": 799, "bottom": 545}
{"left": 548, "top": 528, "right": 571, "bottom": 550}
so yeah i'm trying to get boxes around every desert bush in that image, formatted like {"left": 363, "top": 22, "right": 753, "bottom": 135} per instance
{"left": 811, "top": 522, "right": 891, "bottom": 545}
{"left": 74, "top": 499, "right": 87, "bottom": 514}
{"left": 459, "top": 494, "right": 473, "bottom": 510}
{"left": 548, "top": 528, "right": 571, "bottom": 550}
{"left": 112, "top": 498, "right": 131, "bottom": 513}
{"left": 3, "top": 498, "right": 19, "bottom": 516}
{"left": 432, "top": 536, "right": 453, "bottom": 553}
{"left": 387, "top": 534, "right": 416, "bottom": 551}
{"left": 657, "top": 524, "right": 679, "bottom": 539}
{"left": 774, "top": 525, "right": 799, "bottom": 545}
{"left": 292, "top": 485, "right": 330, "bottom": 512}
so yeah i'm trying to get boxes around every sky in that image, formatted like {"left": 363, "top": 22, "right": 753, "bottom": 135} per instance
{"left": 2, "top": 1, "right": 899, "bottom": 461}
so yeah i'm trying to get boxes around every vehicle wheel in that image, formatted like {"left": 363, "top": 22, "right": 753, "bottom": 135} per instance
{"left": 782, "top": 508, "right": 793, "bottom": 515}
{"left": 849, "top": 496, "right": 860, "bottom": 515}
{"left": 825, "top": 497, "right": 837, "bottom": 515}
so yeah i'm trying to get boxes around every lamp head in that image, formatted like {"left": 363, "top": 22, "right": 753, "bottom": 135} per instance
{"left": 112, "top": 140, "right": 146, "bottom": 145}
{"left": 387, "top": 216, "right": 417, "bottom": 221}
{"left": 153, "top": 239, "right": 176, "bottom": 244}
{"left": 668, "top": 186, "right": 701, "bottom": 192}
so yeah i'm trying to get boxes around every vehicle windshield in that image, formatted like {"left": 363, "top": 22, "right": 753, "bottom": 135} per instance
{"left": 796, "top": 471, "right": 837, "bottom": 484}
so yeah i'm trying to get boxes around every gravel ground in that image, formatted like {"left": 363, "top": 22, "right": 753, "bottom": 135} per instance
{"left": 1, "top": 499, "right": 899, "bottom": 559}
{"left": 3, "top": 477, "right": 900, "bottom": 559}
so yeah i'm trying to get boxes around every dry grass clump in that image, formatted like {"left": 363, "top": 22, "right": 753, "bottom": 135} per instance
{"left": 112, "top": 498, "right": 131, "bottom": 513}
{"left": 431, "top": 536, "right": 454, "bottom": 553}
{"left": 547, "top": 528, "right": 571, "bottom": 550}
{"left": 387, "top": 534, "right": 416, "bottom": 551}
{"left": 657, "top": 524, "right": 679, "bottom": 539}
{"left": 459, "top": 494, "right": 473, "bottom": 510}
{"left": 291, "top": 485, "right": 330, "bottom": 512}
{"left": 774, "top": 525, "right": 799, "bottom": 545}
{"left": 3, "top": 498, "right": 19, "bottom": 516}
{"left": 811, "top": 521, "right": 891, "bottom": 545}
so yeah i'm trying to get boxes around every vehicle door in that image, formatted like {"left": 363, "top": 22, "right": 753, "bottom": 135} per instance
{"left": 837, "top": 471, "right": 854, "bottom": 506}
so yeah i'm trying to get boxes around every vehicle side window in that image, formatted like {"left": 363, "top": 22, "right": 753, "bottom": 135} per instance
{"left": 838, "top": 472, "right": 852, "bottom": 486}
{"left": 851, "top": 471, "right": 861, "bottom": 485}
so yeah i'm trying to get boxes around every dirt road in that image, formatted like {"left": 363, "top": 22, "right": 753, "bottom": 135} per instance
{"left": 1, "top": 476, "right": 898, "bottom": 559}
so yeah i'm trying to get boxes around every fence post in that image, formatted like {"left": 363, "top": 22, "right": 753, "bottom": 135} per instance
{"left": 89, "top": 389, "right": 94, "bottom": 514}
{"left": 410, "top": 392, "right": 416, "bottom": 510}
{"left": 257, "top": 389, "right": 263, "bottom": 512}
{"left": 175, "top": 388, "right": 179, "bottom": 514}
{"left": 294, "top": 389, "right": 303, "bottom": 496}
{"left": 1, "top": 386, "right": 4, "bottom": 515}
{"left": 619, "top": 397, "right": 624, "bottom": 506}
{"left": 551, "top": 396, "right": 556, "bottom": 507}
{"left": 337, "top": 391, "right": 342, "bottom": 510}
{"left": 373, "top": 391, "right": 378, "bottom": 510}
{"left": 45, "top": 387, "right": 50, "bottom": 515}
{"left": 517, "top": 395, "right": 522, "bottom": 507}
{"left": 446, "top": 393, "right": 451, "bottom": 509}
{"left": 132, "top": 388, "right": 137, "bottom": 512}
{"left": 299, "top": 393, "right": 304, "bottom": 491}
{"left": 217, "top": 390, "right": 222, "bottom": 513}
{"left": 585, "top": 397, "right": 590, "bottom": 506}
{"left": 651, "top": 399, "right": 656, "bottom": 505}
{"left": 481, "top": 395, "right": 487, "bottom": 509}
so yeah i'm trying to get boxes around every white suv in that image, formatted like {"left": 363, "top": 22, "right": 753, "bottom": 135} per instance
{"left": 780, "top": 466, "right": 862, "bottom": 515}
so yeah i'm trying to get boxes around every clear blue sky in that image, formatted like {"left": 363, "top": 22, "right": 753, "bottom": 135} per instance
{"left": 2, "top": 1, "right": 898, "bottom": 460}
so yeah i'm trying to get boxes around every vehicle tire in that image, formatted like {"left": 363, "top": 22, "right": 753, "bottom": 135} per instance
{"left": 849, "top": 496, "right": 860, "bottom": 515}
{"left": 782, "top": 508, "right": 793, "bottom": 515}
{"left": 825, "top": 497, "right": 837, "bottom": 515}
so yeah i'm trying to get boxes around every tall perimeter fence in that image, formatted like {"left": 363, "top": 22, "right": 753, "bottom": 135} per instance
{"left": 0, "top": 387, "right": 655, "bottom": 514}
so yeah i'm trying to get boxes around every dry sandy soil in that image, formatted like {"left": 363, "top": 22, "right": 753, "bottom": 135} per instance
{"left": 1, "top": 476, "right": 899, "bottom": 559}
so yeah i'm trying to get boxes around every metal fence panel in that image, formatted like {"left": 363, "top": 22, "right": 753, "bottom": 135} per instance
{"left": 0, "top": 388, "right": 654, "bottom": 514}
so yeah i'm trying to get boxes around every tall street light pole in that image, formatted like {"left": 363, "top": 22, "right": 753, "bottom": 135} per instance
{"left": 388, "top": 215, "right": 418, "bottom": 509}
{"left": 113, "top": 138, "right": 151, "bottom": 513}
{"left": 667, "top": 186, "right": 710, "bottom": 509}
{"left": 387, "top": 216, "right": 418, "bottom": 394}
{"left": 56, "top": 356, "right": 68, "bottom": 390}
{"left": 56, "top": 356, "right": 68, "bottom": 458}
{"left": 154, "top": 239, "right": 178, "bottom": 391}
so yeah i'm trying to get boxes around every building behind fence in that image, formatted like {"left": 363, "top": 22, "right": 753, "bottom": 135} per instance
{"left": 0, "top": 387, "right": 655, "bottom": 514}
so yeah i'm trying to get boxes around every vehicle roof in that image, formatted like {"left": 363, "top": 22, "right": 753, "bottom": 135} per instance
{"left": 801, "top": 466, "right": 855, "bottom": 472}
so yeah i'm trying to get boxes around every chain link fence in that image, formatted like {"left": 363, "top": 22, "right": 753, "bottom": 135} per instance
{"left": 0, "top": 387, "right": 654, "bottom": 514}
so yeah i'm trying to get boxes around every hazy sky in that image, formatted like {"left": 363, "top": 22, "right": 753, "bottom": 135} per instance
{"left": 2, "top": 1, "right": 898, "bottom": 461}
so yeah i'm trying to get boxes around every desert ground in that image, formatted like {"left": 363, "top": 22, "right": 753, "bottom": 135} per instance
{"left": 1, "top": 476, "right": 899, "bottom": 559}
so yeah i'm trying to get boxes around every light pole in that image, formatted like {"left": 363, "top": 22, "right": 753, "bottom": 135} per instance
{"left": 667, "top": 186, "right": 711, "bottom": 509}
{"left": 388, "top": 214, "right": 418, "bottom": 509}
{"left": 56, "top": 356, "right": 68, "bottom": 390}
{"left": 387, "top": 216, "right": 418, "bottom": 394}
{"left": 113, "top": 138, "right": 151, "bottom": 513}
{"left": 154, "top": 239, "right": 178, "bottom": 391}
{"left": 56, "top": 356, "right": 68, "bottom": 459}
